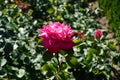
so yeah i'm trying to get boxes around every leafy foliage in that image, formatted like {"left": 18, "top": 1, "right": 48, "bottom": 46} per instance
{"left": 0, "top": 0, "right": 120, "bottom": 80}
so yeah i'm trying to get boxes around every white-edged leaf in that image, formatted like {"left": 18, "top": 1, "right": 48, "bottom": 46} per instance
{"left": 0, "top": 58, "right": 7, "bottom": 67}
{"left": 13, "top": 43, "right": 18, "bottom": 50}
{"left": 17, "top": 69, "right": 25, "bottom": 78}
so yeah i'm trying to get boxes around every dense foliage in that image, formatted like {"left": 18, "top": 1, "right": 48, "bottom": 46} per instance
{"left": 0, "top": 0, "right": 120, "bottom": 80}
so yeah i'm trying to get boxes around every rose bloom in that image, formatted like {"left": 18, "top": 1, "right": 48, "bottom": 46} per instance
{"left": 38, "top": 22, "right": 74, "bottom": 53}
{"left": 93, "top": 29, "right": 102, "bottom": 38}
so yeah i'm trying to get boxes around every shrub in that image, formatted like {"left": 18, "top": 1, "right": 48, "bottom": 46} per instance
{"left": 0, "top": 0, "right": 119, "bottom": 80}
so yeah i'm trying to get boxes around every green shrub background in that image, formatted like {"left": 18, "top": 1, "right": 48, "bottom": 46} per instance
{"left": 0, "top": 0, "right": 120, "bottom": 80}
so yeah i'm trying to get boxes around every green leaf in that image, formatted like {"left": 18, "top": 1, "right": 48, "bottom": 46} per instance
{"left": 56, "top": 15, "right": 62, "bottom": 20}
{"left": 73, "top": 39, "right": 82, "bottom": 45}
{"left": 41, "top": 64, "right": 56, "bottom": 72}
{"left": 10, "top": 4, "right": 16, "bottom": 9}
{"left": 0, "top": 11, "right": 2, "bottom": 16}
{"left": 89, "top": 48, "right": 98, "bottom": 55}
{"left": 33, "top": 20, "right": 37, "bottom": 25}
{"left": 13, "top": 43, "right": 18, "bottom": 50}
{"left": 2, "top": 78, "right": 8, "bottom": 80}
{"left": 66, "top": 56, "right": 78, "bottom": 67}
{"left": 17, "top": 69, "right": 25, "bottom": 78}
{"left": 38, "top": 38, "right": 43, "bottom": 44}
{"left": 49, "top": 0, "right": 54, "bottom": 3}
{"left": 58, "top": 71, "right": 69, "bottom": 80}
{"left": 61, "top": 62, "right": 67, "bottom": 70}
{"left": 86, "top": 52, "right": 93, "bottom": 64}
{"left": 0, "top": 58, "right": 7, "bottom": 67}
{"left": 108, "top": 43, "right": 116, "bottom": 51}
{"left": 47, "top": 8, "right": 54, "bottom": 14}
{"left": 41, "top": 63, "right": 57, "bottom": 77}
{"left": 112, "top": 55, "right": 120, "bottom": 65}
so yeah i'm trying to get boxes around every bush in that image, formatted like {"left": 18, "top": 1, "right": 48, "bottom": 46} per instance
{"left": 0, "top": 0, "right": 119, "bottom": 80}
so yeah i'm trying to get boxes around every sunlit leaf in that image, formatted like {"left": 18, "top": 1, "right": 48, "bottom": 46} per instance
{"left": 47, "top": 8, "right": 54, "bottom": 14}
{"left": 86, "top": 52, "right": 93, "bottom": 64}
{"left": 66, "top": 56, "right": 78, "bottom": 67}
{"left": 108, "top": 43, "right": 116, "bottom": 51}
{"left": 17, "top": 69, "right": 25, "bottom": 78}
{"left": 0, "top": 58, "right": 7, "bottom": 67}
{"left": 58, "top": 71, "right": 69, "bottom": 80}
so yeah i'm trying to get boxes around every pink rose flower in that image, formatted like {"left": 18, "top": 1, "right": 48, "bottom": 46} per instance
{"left": 93, "top": 29, "right": 102, "bottom": 38}
{"left": 38, "top": 22, "right": 74, "bottom": 53}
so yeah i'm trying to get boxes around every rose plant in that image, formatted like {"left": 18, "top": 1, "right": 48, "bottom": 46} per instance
{"left": 38, "top": 22, "right": 117, "bottom": 80}
{"left": 0, "top": 0, "right": 120, "bottom": 80}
